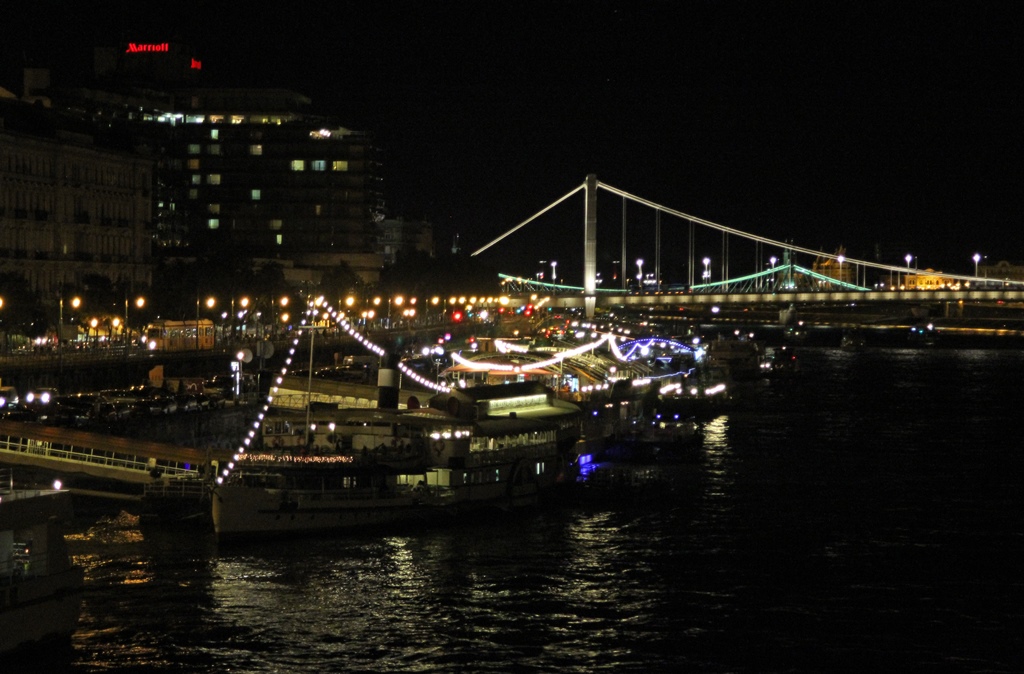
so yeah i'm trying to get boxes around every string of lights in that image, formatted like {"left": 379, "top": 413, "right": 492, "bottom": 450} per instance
{"left": 215, "top": 297, "right": 452, "bottom": 486}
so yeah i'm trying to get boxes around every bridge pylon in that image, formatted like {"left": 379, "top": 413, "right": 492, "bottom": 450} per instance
{"left": 584, "top": 174, "right": 598, "bottom": 317}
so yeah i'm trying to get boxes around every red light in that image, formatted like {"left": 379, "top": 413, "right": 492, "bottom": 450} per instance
{"left": 452, "top": 311, "right": 463, "bottom": 322}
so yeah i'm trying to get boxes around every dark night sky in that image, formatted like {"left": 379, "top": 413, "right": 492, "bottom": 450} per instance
{"left": 4, "top": 1, "right": 1023, "bottom": 281}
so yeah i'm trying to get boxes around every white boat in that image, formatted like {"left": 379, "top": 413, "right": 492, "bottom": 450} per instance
{"left": 704, "top": 336, "right": 767, "bottom": 381}
{"left": 0, "top": 471, "right": 84, "bottom": 653}
{"left": 212, "top": 382, "right": 582, "bottom": 541}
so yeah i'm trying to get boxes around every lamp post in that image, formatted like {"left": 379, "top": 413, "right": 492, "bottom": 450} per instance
{"left": 973, "top": 253, "right": 981, "bottom": 278}
{"left": 59, "top": 295, "right": 81, "bottom": 380}
{"left": 837, "top": 255, "right": 844, "bottom": 287}
{"left": 231, "top": 296, "right": 249, "bottom": 343}
{"left": 550, "top": 261, "right": 557, "bottom": 287}
{"left": 702, "top": 257, "right": 711, "bottom": 283}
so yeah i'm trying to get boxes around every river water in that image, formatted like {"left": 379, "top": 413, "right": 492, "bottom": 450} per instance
{"left": 17, "top": 346, "right": 1023, "bottom": 672}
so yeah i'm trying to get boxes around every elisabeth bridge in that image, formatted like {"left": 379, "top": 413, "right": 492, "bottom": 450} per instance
{"left": 473, "top": 175, "right": 1024, "bottom": 317}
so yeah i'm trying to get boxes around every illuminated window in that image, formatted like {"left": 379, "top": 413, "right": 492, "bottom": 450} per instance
{"left": 207, "top": 174, "right": 221, "bottom": 185}
{"left": 269, "top": 219, "right": 282, "bottom": 230}
{"left": 275, "top": 234, "right": 283, "bottom": 245}
{"left": 191, "top": 175, "right": 201, "bottom": 185}
{"left": 208, "top": 203, "right": 220, "bottom": 214}
{"left": 310, "top": 129, "right": 331, "bottom": 139}
{"left": 187, "top": 159, "right": 200, "bottom": 170}
{"left": 209, "top": 115, "right": 225, "bottom": 124}
{"left": 250, "top": 144, "right": 263, "bottom": 156}
{"left": 314, "top": 204, "right": 322, "bottom": 215}
{"left": 210, "top": 129, "right": 219, "bottom": 140}
{"left": 332, "top": 160, "right": 349, "bottom": 171}
{"left": 231, "top": 116, "right": 245, "bottom": 124}
{"left": 251, "top": 189, "right": 261, "bottom": 201}
{"left": 290, "top": 160, "right": 305, "bottom": 171}
{"left": 312, "top": 160, "right": 326, "bottom": 171}
{"left": 208, "top": 218, "right": 219, "bottom": 229}
{"left": 188, "top": 144, "right": 201, "bottom": 155}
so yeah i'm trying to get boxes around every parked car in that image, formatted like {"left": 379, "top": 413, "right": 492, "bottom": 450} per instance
{"left": 0, "top": 402, "right": 38, "bottom": 422}
{"left": 195, "top": 391, "right": 227, "bottom": 410}
{"left": 40, "top": 396, "right": 93, "bottom": 427}
{"left": 175, "top": 393, "right": 199, "bottom": 413}
{"left": 128, "top": 386, "right": 178, "bottom": 414}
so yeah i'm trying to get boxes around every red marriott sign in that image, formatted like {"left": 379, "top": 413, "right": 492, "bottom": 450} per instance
{"left": 125, "top": 43, "right": 169, "bottom": 53}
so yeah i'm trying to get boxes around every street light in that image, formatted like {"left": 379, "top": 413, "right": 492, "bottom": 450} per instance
{"left": 550, "top": 261, "right": 557, "bottom": 285}
{"left": 702, "top": 257, "right": 711, "bottom": 282}
{"left": 57, "top": 293, "right": 79, "bottom": 382}
{"left": 973, "top": 253, "right": 981, "bottom": 277}
{"left": 837, "top": 255, "right": 844, "bottom": 286}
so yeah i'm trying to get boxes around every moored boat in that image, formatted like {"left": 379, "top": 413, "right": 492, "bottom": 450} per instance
{"left": 212, "top": 382, "right": 582, "bottom": 541}
{"left": 0, "top": 471, "right": 84, "bottom": 653}
{"left": 703, "top": 335, "right": 767, "bottom": 381}
{"left": 599, "top": 413, "right": 702, "bottom": 463}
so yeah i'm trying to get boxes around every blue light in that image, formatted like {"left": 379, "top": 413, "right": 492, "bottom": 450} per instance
{"left": 578, "top": 454, "right": 593, "bottom": 466}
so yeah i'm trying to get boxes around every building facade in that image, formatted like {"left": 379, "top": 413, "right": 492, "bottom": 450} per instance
{"left": 174, "top": 89, "right": 385, "bottom": 281}
{"left": 0, "top": 99, "right": 153, "bottom": 297}
{"left": 978, "top": 260, "right": 1024, "bottom": 285}
{"left": 378, "top": 216, "right": 434, "bottom": 265}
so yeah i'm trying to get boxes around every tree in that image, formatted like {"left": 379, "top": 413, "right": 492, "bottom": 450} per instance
{"left": 0, "top": 272, "right": 46, "bottom": 341}
{"left": 380, "top": 250, "right": 501, "bottom": 297}
{"left": 320, "top": 260, "right": 366, "bottom": 302}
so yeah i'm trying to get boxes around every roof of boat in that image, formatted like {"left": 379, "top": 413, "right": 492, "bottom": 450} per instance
{"left": 0, "top": 488, "right": 75, "bottom": 529}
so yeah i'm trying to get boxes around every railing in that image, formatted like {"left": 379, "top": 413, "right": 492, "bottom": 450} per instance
{"left": 143, "top": 479, "right": 209, "bottom": 500}
{"left": 0, "top": 434, "right": 200, "bottom": 480}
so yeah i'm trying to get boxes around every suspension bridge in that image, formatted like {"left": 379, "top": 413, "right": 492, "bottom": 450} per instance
{"left": 473, "top": 175, "right": 1024, "bottom": 317}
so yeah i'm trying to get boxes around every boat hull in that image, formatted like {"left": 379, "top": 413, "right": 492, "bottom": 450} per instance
{"left": 212, "top": 478, "right": 548, "bottom": 541}
{"left": 212, "top": 486, "right": 431, "bottom": 540}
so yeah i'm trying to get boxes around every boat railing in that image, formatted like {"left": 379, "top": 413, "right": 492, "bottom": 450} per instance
{"left": 143, "top": 479, "right": 209, "bottom": 501}
{"left": 464, "top": 442, "right": 556, "bottom": 466}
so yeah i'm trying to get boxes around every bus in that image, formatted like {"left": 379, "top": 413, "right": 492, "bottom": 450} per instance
{"left": 143, "top": 319, "right": 215, "bottom": 351}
